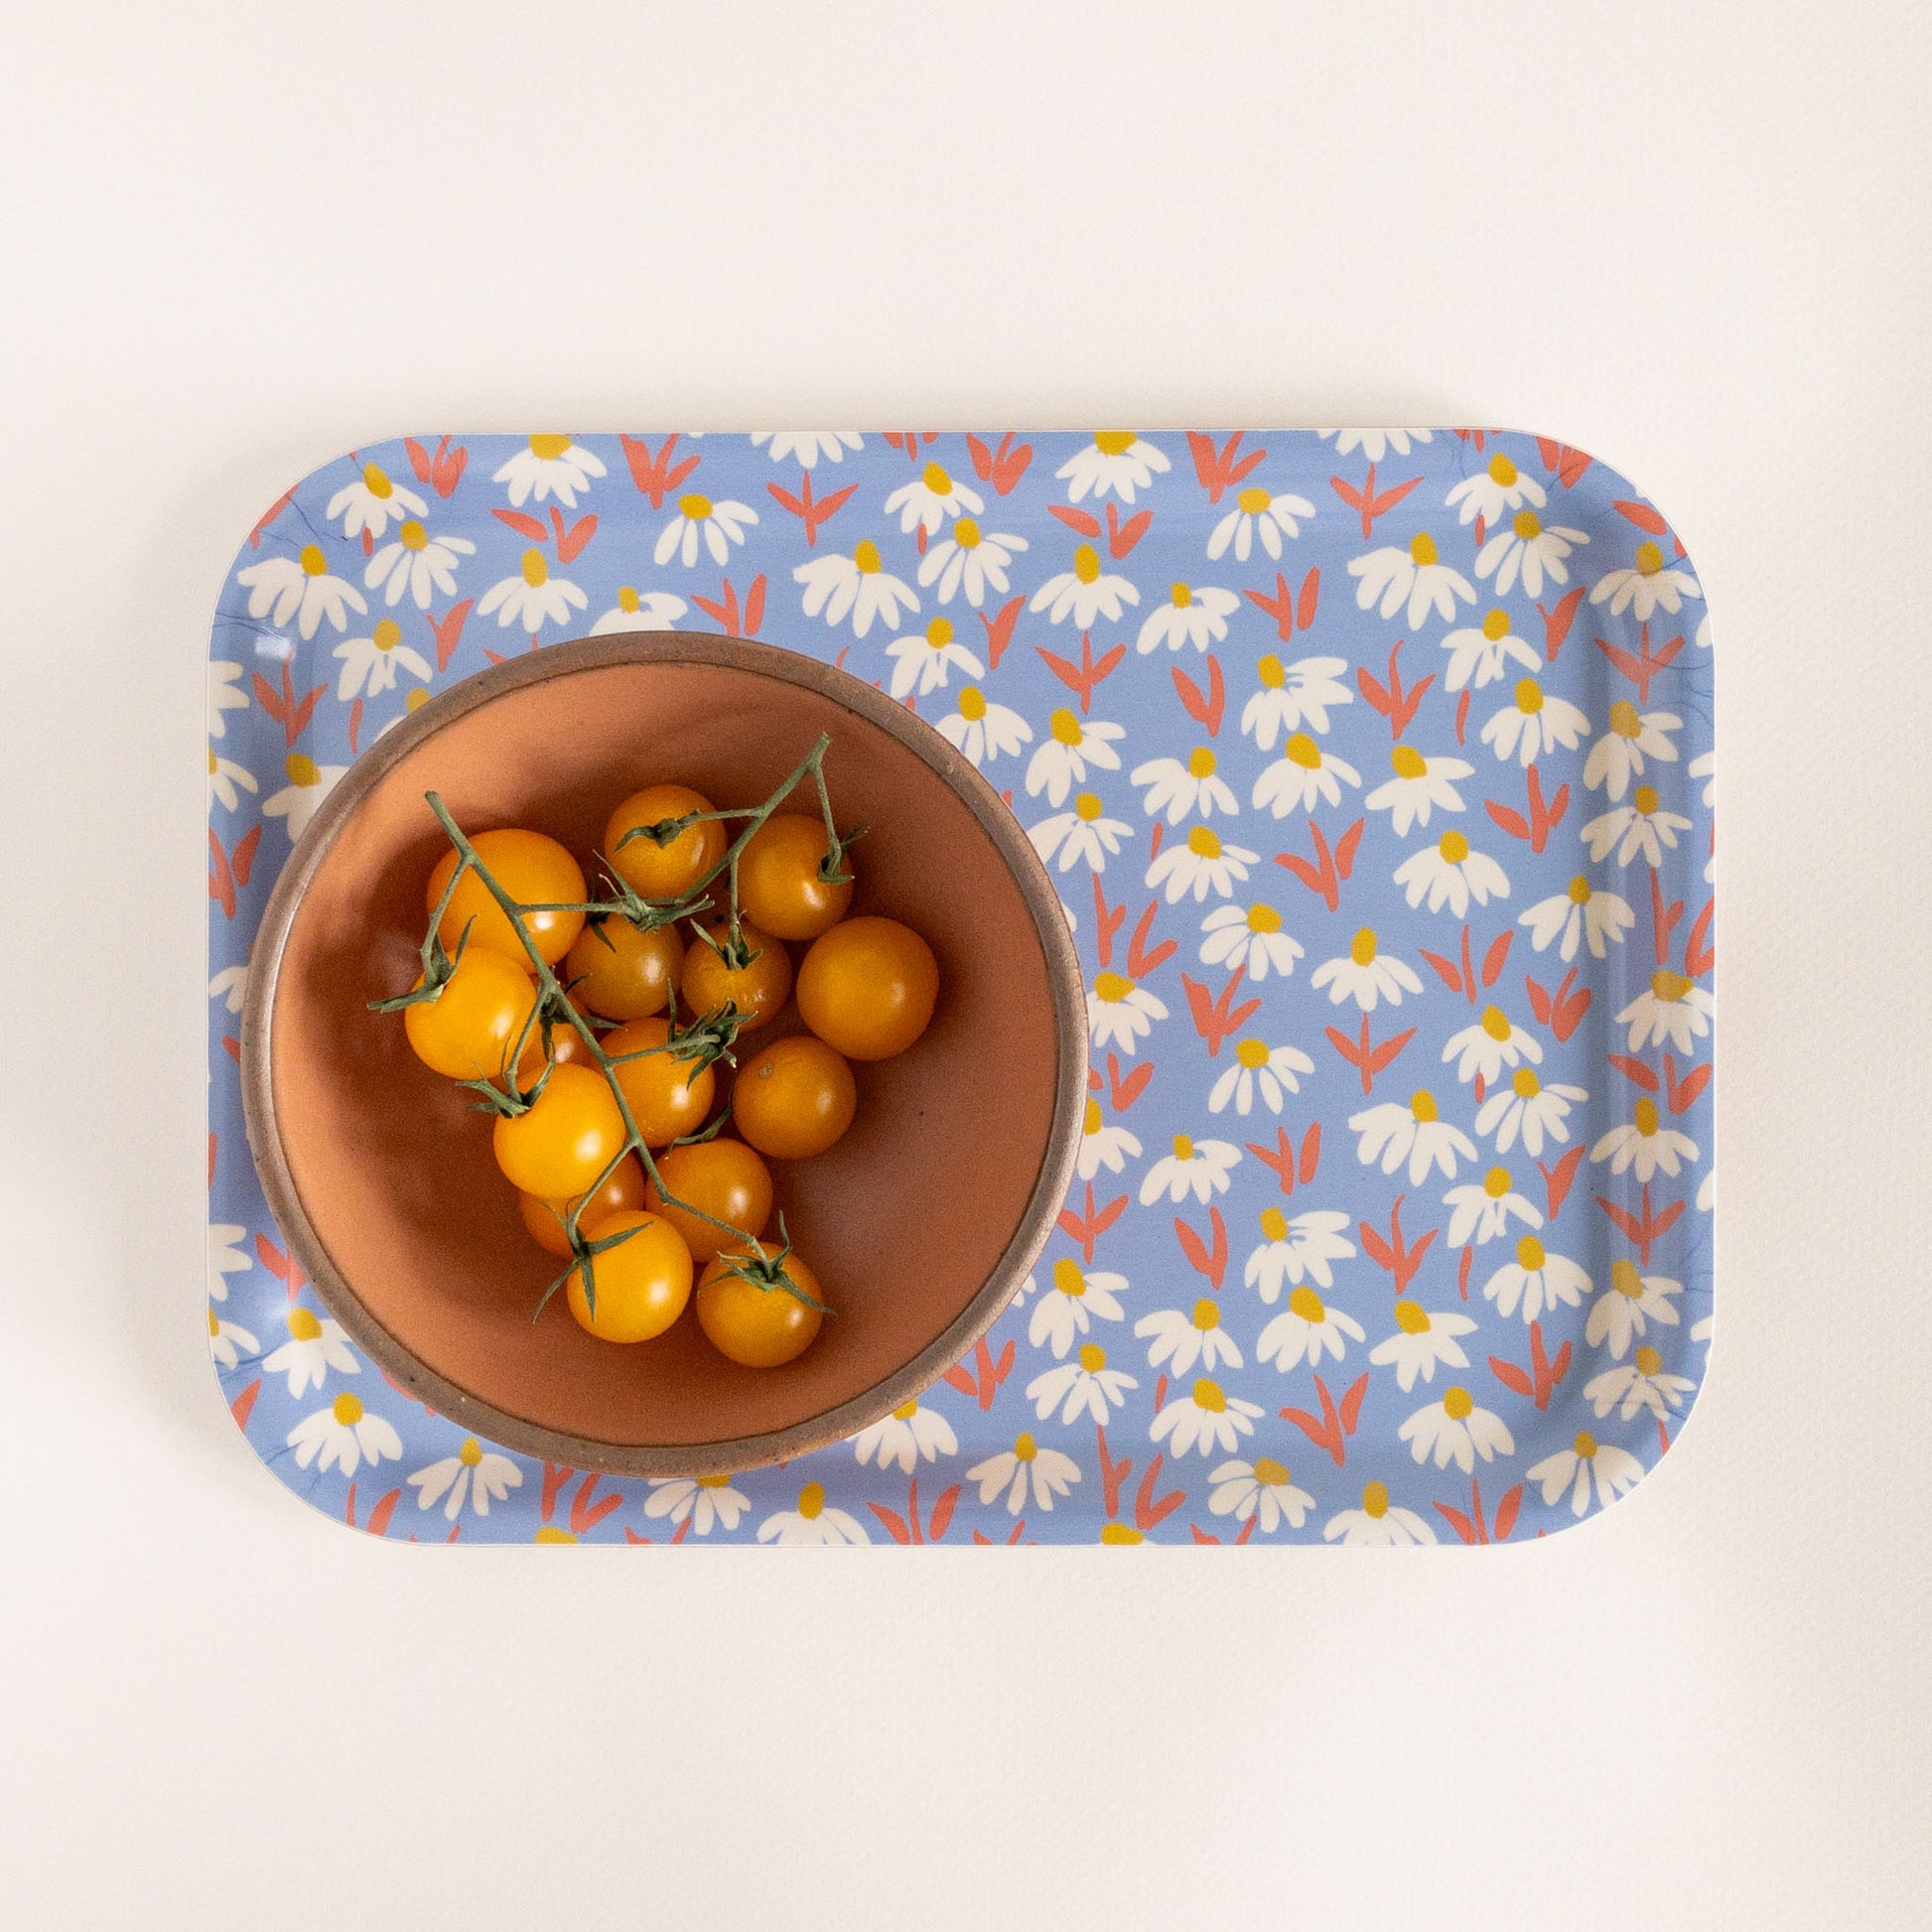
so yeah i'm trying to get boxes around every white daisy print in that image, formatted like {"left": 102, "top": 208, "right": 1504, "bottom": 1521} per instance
{"left": 208, "top": 1224, "right": 250, "bottom": 1303}
{"left": 1031, "top": 793, "right": 1133, "bottom": 874}
{"left": 1242, "top": 654, "right": 1353, "bottom": 747}
{"left": 1474, "top": 1067, "right": 1587, "bottom": 1158}
{"left": 589, "top": 585, "right": 688, "bottom": 634}
{"left": 207, "top": 749, "right": 258, "bottom": 813}
{"left": 208, "top": 660, "right": 248, "bottom": 739}
{"left": 262, "top": 1305, "right": 358, "bottom": 1398}
{"left": 363, "top": 519, "right": 475, "bottom": 610}
{"left": 1442, "top": 1004, "right": 1543, "bottom": 1085}
{"left": 1590, "top": 1098, "right": 1699, "bottom": 1183}
{"left": 333, "top": 618, "right": 434, "bottom": 702}
{"left": 1257, "top": 1286, "right": 1365, "bottom": 1373}
{"left": 1346, "top": 531, "right": 1475, "bottom": 627}
{"left": 1616, "top": 970, "right": 1715, "bottom": 1054}
{"left": 1526, "top": 1432, "right": 1645, "bottom": 1517}
{"left": 1208, "top": 484, "right": 1316, "bottom": 562}
{"left": 1026, "top": 708, "right": 1126, "bottom": 804}
{"left": 751, "top": 430, "right": 862, "bottom": 468}
{"left": 1030, "top": 542, "right": 1141, "bottom": 628}
{"left": 757, "top": 1481, "right": 871, "bottom": 1546}
{"left": 1087, "top": 970, "right": 1168, "bottom": 1053}
{"left": 655, "top": 491, "right": 758, "bottom": 568}
{"left": 1585, "top": 1345, "right": 1696, "bottom": 1424}
{"left": 851, "top": 1400, "right": 958, "bottom": 1473}
{"left": 1581, "top": 785, "right": 1694, "bottom": 869}
{"left": 1151, "top": 1378, "right": 1263, "bottom": 1457}
{"left": 1137, "top": 581, "right": 1239, "bottom": 654}
{"left": 937, "top": 685, "right": 1033, "bottom": 766}
{"left": 1311, "top": 927, "right": 1425, "bottom": 1012}
{"left": 1135, "top": 1299, "right": 1243, "bottom": 1377}
{"left": 491, "top": 434, "right": 607, "bottom": 508}
{"left": 885, "top": 460, "right": 983, "bottom": 537}
{"left": 1444, "top": 1167, "right": 1543, "bottom": 1247}
{"left": 1399, "top": 1386, "right": 1514, "bottom": 1472}
{"left": 1445, "top": 449, "right": 1547, "bottom": 526}
{"left": 1393, "top": 829, "right": 1510, "bottom": 917}
{"left": 1349, "top": 1090, "right": 1478, "bottom": 1185}
{"left": 1146, "top": 825, "right": 1259, "bottom": 903}
{"left": 1481, "top": 678, "right": 1590, "bottom": 765}
{"left": 1369, "top": 1301, "right": 1476, "bottom": 1392}
{"left": 261, "top": 754, "right": 347, "bottom": 842}
{"left": 1029, "top": 1259, "right": 1130, "bottom": 1359}
{"left": 1027, "top": 1343, "right": 1138, "bottom": 1427}
{"left": 1207, "top": 1456, "right": 1313, "bottom": 1534}
{"left": 1482, "top": 1233, "right": 1590, "bottom": 1323}
{"left": 1585, "top": 702, "right": 1682, "bottom": 801}
{"left": 1055, "top": 431, "right": 1171, "bottom": 503}
{"left": 328, "top": 459, "right": 427, "bottom": 539}
{"left": 208, "top": 960, "right": 249, "bottom": 1013}
{"left": 644, "top": 1474, "right": 751, "bottom": 1535}
{"left": 477, "top": 549, "right": 589, "bottom": 633}
{"left": 1588, "top": 539, "right": 1701, "bottom": 620}
{"left": 1475, "top": 509, "right": 1587, "bottom": 597}
{"left": 1132, "top": 746, "right": 1240, "bottom": 822}
{"left": 886, "top": 615, "right": 984, "bottom": 700}
{"left": 1076, "top": 1098, "right": 1142, "bottom": 1181}
{"left": 793, "top": 539, "right": 919, "bottom": 637}
{"left": 207, "top": 1309, "right": 259, "bottom": 1370}
{"left": 1244, "top": 1206, "right": 1357, "bottom": 1300}
{"left": 1519, "top": 875, "right": 1635, "bottom": 962}
{"left": 1441, "top": 608, "right": 1542, "bottom": 692}
{"left": 1199, "top": 901, "right": 1304, "bottom": 980}
{"left": 916, "top": 517, "right": 1028, "bottom": 607}
{"left": 967, "top": 1433, "right": 1081, "bottom": 1513}
{"left": 1208, "top": 1038, "right": 1314, "bottom": 1116}
{"left": 1253, "top": 733, "right": 1362, "bottom": 816}
{"left": 287, "top": 1391, "right": 402, "bottom": 1478}
{"left": 1587, "top": 1262, "right": 1683, "bottom": 1359}
{"left": 1320, "top": 429, "right": 1434, "bottom": 461}
{"left": 407, "top": 1437, "right": 523, "bottom": 1520}
{"left": 1323, "top": 1481, "right": 1438, "bottom": 1547}
{"left": 1138, "top": 1134, "right": 1242, "bottom": 1205}
{"left": 236, "top": 544, "right": 368, "bottom": 639}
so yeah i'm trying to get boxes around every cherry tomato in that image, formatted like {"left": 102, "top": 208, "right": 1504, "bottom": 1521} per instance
{"left": 681, "top": 919, "right": 792, "bottom": 1031}
{"left": 795, "top": 915, "right": 939, "bottom": 1060}
{"left": 732, "top": 1035, "right": 856, "bottom": 1160}
{"left": 492, "top": 1062, "right": 627, "bottom": 1197}
{"left": 603, "top": 1017, "right": 717, "bottom": 1146}
{"left": 565, "top": 1210, "right": 693, "bottom": 1343}
{"left": 427, "top": 829, "right": 586, "bottom": 967}
{"left": 402, "top": 945, "right": 537, "bottom": 1080}
{"left": 604, "top": 783, "right": 725, "bottom": 901}
{"left": 565, "top": 915, "right": 682, "bottom": 1022}
{"left": 643, "top": 1137, "right": 774, "bottom": 1264}
{"left": 509, "top": 1007, "right": 604, "bottom": 1085}
{"left": 696, "top": 1250, "right": 825, "bottom": 1367}
{"left": 738, "top": 812, "right": 853, "bottom": 940}
{"left": 517, "top": 1154, "right": 648, "bottom": 1258}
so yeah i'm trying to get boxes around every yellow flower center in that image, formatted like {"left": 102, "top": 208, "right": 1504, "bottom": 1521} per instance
{"left": 1480, "top": 1004, "right": 1512, "bottom": 1041}
{"left": 207, "top": 1308, "right": 222, "bottom": 1337}
{"left": 1350, "top": 927, "right": 1379, "bottom": 966}
{"left": 1254, "top": 1457, "right": 1290, "bottom": 1487}
{"left": 1633, "top": 783, "right": 1660, "bottom": 815}
{"left": 520, "top": 548, "right": 549, "bottom": 587}
{"left": 1247, "top": 902, "right": 1282, "bottom": 933}
{"left": 1191, "top": 1300, "right": 1220, "bottom": 1332}
{"left": 1094, "top": 431, "right": 1138, "bottom": 455}
{"left": 299, "top": 544, "right": 328, "bottom": 577}
{"left": 698, "top": 1474, "right": 732, "bottom": 1488}
{"left": 1257, "top": 653, "right": 1286, "bottom": 690}
{"left": 1015, "top": 1433, "right": 1038, "bottom": 1463}
{"left": 285, "top": 753, "right": 320, "bottom": 786}
{"left": 1439, "top": 830, "right": 1470, "bottom": 864}
{"left": 1635, "top": 1345, "right": 1664, "bottom": 1377}
{"left": 1635, "top": 540, "right": 1664, "bottom": 576}
{"left": 1568, "top": 875, "right": 1592, "bottom": 904}
{"left": 854, "top": 539, "right": 883, "bottom": 574}
{"left": 529, "top": 434, "right": 572, "bottom": 460}
{"left": 459, "top": 1437, "right": 483, "bottom": 1466}
{"left": 1082, "top": 1097, "right": 1103, "bottom": 1136}
{"left": 1192, "top": 1378, "right": 1227, "bottom": 1413}
{"left": 1651, "top": 969, "right": 1693, "bottom": 1002}
{"left": 533, "top": 1526, "right": 578, "bottom": 1543}
{"left": 1187, "top": 746, "right": 1216, "bottom": 777}
{"left": 1481, "top": 609, "right": 1511, "bottom": 641}
{"left": 1609, "top": 700, "right": 1642, "bottom": 739}
{"left": 1288, "top": 1286, "right": 1324, "bottom": 1323}
{"left": 1488, "top": 453, "right": 1518, "bottom": 486}
{"left": 406, "top": 688, "right": 430, "bottom": 712}
{"left": 1611, "top": 1259, "right": 1644, "bottom": 1300}
{"left": 1516, "top": 1234, "right": 1546, "bottom": 1271}
{"left": 1444, "top": 1386, "right": 1474, "bottom": 1421}
{"left": 1186, "top": 826, "right": 1222, "bottom": 859}
{"left": 1511, "top": 1067, "right": 1541, "bottom": 1099}
{"left": 207, "top": 748, "right": 218, "bottom": 774}
{"left": 1092, "top": 971, "right": 1132, "bottom": 1004}
{"left": 1171, "top": 582, "right": 1193, "bottom": 609}
{"left": 954, "top": 517, "right": 982, "bottom": 549}
{"left": 1409, "top": 532, "right": 1439, "bottom": 566}
{"left": 925, "top": 616, "right": 953, "bottom": 649}
{"left": 1101, "top": 1522, "right": 1145, "bottom": 1544}
{"left": 678, "top": 492, "right": 713, "bottom": 521}
{"left": 1259, "top": 1206, "right": 1289, "bottom": 1241}
{"left": 1237, "top": 485, "right": 1273, "bottom": 515}
{"left": 921, "top": 461, "right": 952, "bottom": 494}
{"left": 1515, "top": 678, "right": 1545, "bottom": 715}
{"left": 798, "top": 1481, "right": 825, "bottom": 1519}
{"left": 893, "top": 1400, "right": 919, "bottom": 1421}
{"left": 1172, "top": 1134, "right": 1195, "bottom": 1162}
{"left": 1074, "top": 791, "right": 1103, "bottom": 822}
{"left": 1362, "top": 1481, "right": 1390, "bottom": 1519}
{"left": 1079, "top": 1343, "right": 1107, "bottom": 1373}
{"left": 288, "top": 1308, "right": 322, "bottom": 1341}
{"left": 1050, "top": 707, "right": 1084, "bottom": 746}
{"left": 617, "top": 585, "right": 641, "bottom": 612}
{"left": 362, "top": 461, "right": 393, "bottom": 498}
{"left": 1512, "top": 510, "right": 1543, "bottom": 540}
{"left": 1483, "top": 1167, "right": 1512, "bottom": 1199}
{"left": 1573, "top": 1431, "right": 1598, "bottom": 1459}
{"left": 1634, "top": 1098, "right": 1660, "bottom": 1137}
{"left": 1053, "top": 1259, "right": 1087, "bottom": 1298}
{"left": 1390, "top": 744, "right": 1427, "bottom": 779}
{"left": 373, "top": 619, "right": 401, "bottom": 651}
{"left": 1235, "top": 1038, "right": 1271, "bottom": 1069}
{"left": 958, "top": 685, "right": 988, "bottom": 722}
{"left": 398, "top": 520, "right": 428, "bottom": 553}
{"left": 1284, "top": 732, "right": 1321, "bottom": 770}
{"left": 1394, "top": 1300, "right": 1430, "bottom": 1335}
{"left": 1410, "top": 1089, "right": 1439, "bottom": 1123}
{"left": 332, "top": 1392, "right": 363, "bottom": 1426}
{"left": 1072, "top": 543, "right": 1102, "bottom": 585}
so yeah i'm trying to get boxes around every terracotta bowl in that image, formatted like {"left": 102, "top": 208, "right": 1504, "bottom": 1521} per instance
{"left": 241, "top": 631, "right": 1086, "bottom": 1475}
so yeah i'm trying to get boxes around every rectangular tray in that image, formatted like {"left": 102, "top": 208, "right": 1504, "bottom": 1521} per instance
{"left": 207, "top": 427, "right": 1713, "bottom": 1544}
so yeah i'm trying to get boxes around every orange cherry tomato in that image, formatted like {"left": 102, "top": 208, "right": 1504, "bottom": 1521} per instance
{"left": 604, "top": 784, "right": 726, "bottom": 901}
{"left": 401, "top": 945, "right": 537, "bottom": 1080}
{"left": 566, "top": 1210, "right": 693, "bottom": 1343}
{"left": 795, "top": 915, "right": 939, "bottom": 1060}
{"left": 565, "top": 915, "right": 683, "bottom": 1022}
{"left": 427, "top": 828, "right": 586, "bottom": 967}
{"left": 517, "top": 1154, "right": 648, "bottom": 1258}
{"left": 681, "top": 918, "right": 792, "bottom": 1031}
{"left": 737, "top": 812, "right": 853, "bottom": 940}
{"left": 491, "top": 1062, "right": 627, "bottom": 1197}
{"left": 732, "top": 1035, "right": 856, "bottom": 1160}
{"left": 696, "top": 1250, "right": 825, "bottom": 1367}
{"left": 603, "top": 1017, "right": 717, "bottom": 1147}
{"left": 643, "top": 1137, "right": 774, "bottom": 1264}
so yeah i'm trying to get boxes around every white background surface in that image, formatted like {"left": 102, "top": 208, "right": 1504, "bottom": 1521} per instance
{"left": 2, "top": 5, "right": 1928, "bottom": 1926}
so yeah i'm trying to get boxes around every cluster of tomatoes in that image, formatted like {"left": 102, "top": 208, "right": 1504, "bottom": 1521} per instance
{"left": 395, "top": 775, "right": 938, "bottom": 1368}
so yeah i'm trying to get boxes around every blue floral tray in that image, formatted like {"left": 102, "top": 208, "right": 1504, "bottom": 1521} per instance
{"left": 207, "top": 427, "right": 1714, "bottom": 1545}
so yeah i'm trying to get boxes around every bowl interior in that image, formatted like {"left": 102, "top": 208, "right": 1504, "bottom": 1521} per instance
{"left": 262, "top": 642, "right": 1064, "bottom": 1465}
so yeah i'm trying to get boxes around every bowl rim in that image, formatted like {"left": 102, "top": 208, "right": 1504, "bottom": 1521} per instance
{"left": 239, "top": 628, "right": 1089, "bottom": 1476}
